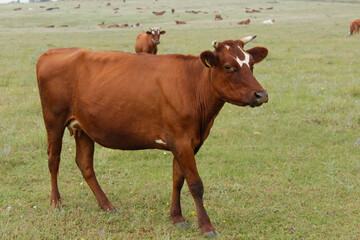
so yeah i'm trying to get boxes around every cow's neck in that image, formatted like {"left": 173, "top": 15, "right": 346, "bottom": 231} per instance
{"left": 192, "top": 60, "right": 225, "bottom": 140}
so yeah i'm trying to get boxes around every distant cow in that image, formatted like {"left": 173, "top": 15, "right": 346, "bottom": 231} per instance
{"left": 349, "top": 19, "right": 360, "bottom": 36}
{"left": 36, "top": 35, "right": 268, "bottom": 238}
{"left": 74, "top": 4, "right": 80, "bottom": 9}
{"left": 266, "top": 7, "right": 273, "bottom": 10}
{"left": 215, "top": 14, "right": 223, "bottom": 21}
{"left": 98, "top": 22, "right": 105, "bottom": 27}
{"left": 46, "top": 7, "right": 60, "bottom": 11}
{"left": 262, "top": 19, "right": 276, "bottom": 24}
{"left": 131, "top": 23, "right": 140, "bottom": 27}
{"left": 106, "top": 2, "right": 111, "bottom": 7}
{"left": 238, "top": 19, "right": 251, "bottom": 25}
{"left": 135, "top": 27, "right": 166, "bottom": 54}
{"left": 186, "top": 10, "right": 201, "bottom": 14}
{"left": 171, "top": 8, "right": 175, "bottom": 14}
{"left": 58, "top": 25, "right": 68, "bottom": 28}
{"left": 107, "top": 24, "right": 120, "bottom": 28}
{"left": 176, "top": 20, "right": 186, "bottom": 24}
{"left": 13, "top": 7, "right": 22, "bottom": 11}
{"left": 44, "top": 25, "right": 55, "bottom": 28}
{"left": 246, "top": 9, "right": 261, "bottom": 13}
{"left": 153, "top": 11, "right": 166, "bottom": 16}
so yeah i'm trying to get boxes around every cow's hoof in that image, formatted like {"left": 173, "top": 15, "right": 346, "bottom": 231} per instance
{"left": 203, "top": 230, "right": 220, "bottom": 238}
{"left": 51, "top": 199, "right": 62, "bottom": 209}
{"left": 175, "top": 221, "right": 190, "bottom": 228}
{"left": 108, "top": 209, "right": 119, "bottom": 214}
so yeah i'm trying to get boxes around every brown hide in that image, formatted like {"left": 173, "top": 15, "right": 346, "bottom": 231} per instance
{"left": 37, "top": 39, "right": 268, "bottom": 237}
{"left": 215, "top": 14, "right": 222, "bottom": 20}
{"left": 238, "top": 19, "right": 251, "bottom": 25}
{"left": 135, "top": 32, "right": 158, "bottom": 54}
{"left": 135, "top": 29, "right": 165, "bottom": 54}
{"left": 152, "top": 11, "right": 166, "bottom": 16}
{"left": 350, "top": 19, "right": 360, "bottom": 36}
{"left": 176, "top": 20, "right": 186, "bottom": 24}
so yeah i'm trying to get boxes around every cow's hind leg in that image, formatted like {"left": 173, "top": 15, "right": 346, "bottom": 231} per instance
{"left": 47, "top": 128, "right": 65, "bottom": 209}
{"left": 74, "top": 132, "right": 116, "bottom": 212}
{"left": 170, "top": 157, "right": 188, "bottom": 227}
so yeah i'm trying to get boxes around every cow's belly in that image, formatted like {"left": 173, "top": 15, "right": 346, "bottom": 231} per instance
{"left": 67, "top": 113, "right": 170, "bottom": 151}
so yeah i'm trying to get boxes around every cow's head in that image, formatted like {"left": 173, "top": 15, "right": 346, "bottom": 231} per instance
{"left": 146, "top": 27, "right": 166, "bottom": 45}
{"left": 200, "top": 35, "right": 269, "bottom": 107}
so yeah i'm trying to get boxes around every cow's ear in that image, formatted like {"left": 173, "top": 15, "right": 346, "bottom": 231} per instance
{"left": 246, "top": 47, "right": 268, "bottom": 64}
{"left": 160, "top": 31, "right": 166, "bottom": 35}
{"left": 200, "top": 51, "right": 217, "bottom": 68}
{"left": 146, "top": 31, "right": 152, "bottom": 35}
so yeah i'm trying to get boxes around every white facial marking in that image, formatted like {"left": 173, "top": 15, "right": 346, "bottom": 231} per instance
{"left": 234, "top": 46, "right": 250, "bottom": 68}
{"left": 155, "top": 139, "right": 167, "bottom": 145}
{"left": 225, "top": 45, "right": 230, "bottom": 50}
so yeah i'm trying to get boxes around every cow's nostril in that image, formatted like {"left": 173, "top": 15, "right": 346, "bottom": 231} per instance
{"left": 254, "top": 91, "right": 268, "bottom": 103}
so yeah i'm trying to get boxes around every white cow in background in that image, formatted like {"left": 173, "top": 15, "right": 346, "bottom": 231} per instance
{"left": 262, "top": 19, "right": 276, "bottom": 24}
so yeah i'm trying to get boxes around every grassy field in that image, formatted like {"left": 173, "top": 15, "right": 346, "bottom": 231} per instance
{"left": 1, "top": 0, "right": 360, "bottom": 239}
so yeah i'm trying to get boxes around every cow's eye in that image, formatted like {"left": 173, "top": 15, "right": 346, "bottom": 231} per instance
{"left": 225, "top": 65, "right": 231, "bottom": 70}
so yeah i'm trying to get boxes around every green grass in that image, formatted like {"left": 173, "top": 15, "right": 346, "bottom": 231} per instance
{"left": 1, "top": 0, "right": 360, "bottom": 239}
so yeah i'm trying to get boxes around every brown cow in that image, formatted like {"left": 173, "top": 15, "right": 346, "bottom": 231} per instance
{"left": 36, "top": 36, "right": 268, "bottom": 238}
{"left": 186, "top": 10, "right": 201, "bottom": 14}
{"left": 246, "top": 9, "right": 261, "bottom": 13}
{"left": 152, "top": 11, "right": 166, "bottom": 16}
{"left": 349, "top": 19, "right": 360, "bottom": 36}
{"left": 135, "top": 27, "right": 166, "bottom": 54}
{"left": 175, "top": 20, "right": 186, "bottom": 24}
{"left": 131, "top": 23, "right": 140, "bottom": 27}
{"left": 215, "top": 14, "right": 223, "bottom": 21}
{"left": 238, "top": 19, "right": 251, "bottom": 25}
{"left": 13, "top": 7, "right": 22, "bottom": 11}
{"left": 107, "top": 24, "right": 120, "bottom": 28}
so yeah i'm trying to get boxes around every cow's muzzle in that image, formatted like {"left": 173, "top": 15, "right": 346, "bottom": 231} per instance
{"left": 254, "top": 91, "right": 268, "bottom": 105}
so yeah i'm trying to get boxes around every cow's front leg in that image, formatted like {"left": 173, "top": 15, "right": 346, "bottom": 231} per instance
{"left": 170, "top": 157, "right": 188, "bottom": 227}
{"left": 171, "top": 142, "right": 218, "bottom": 238}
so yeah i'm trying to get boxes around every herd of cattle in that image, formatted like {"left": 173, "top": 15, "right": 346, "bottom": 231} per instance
{"left": 11, "top": 1, "right": 357, "bottom": 238}
{"left": 14, "top": 3, "right": 360, "bottom": 36}
{"left": 13, "top": 3, "right": 277, "bottom": 28}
